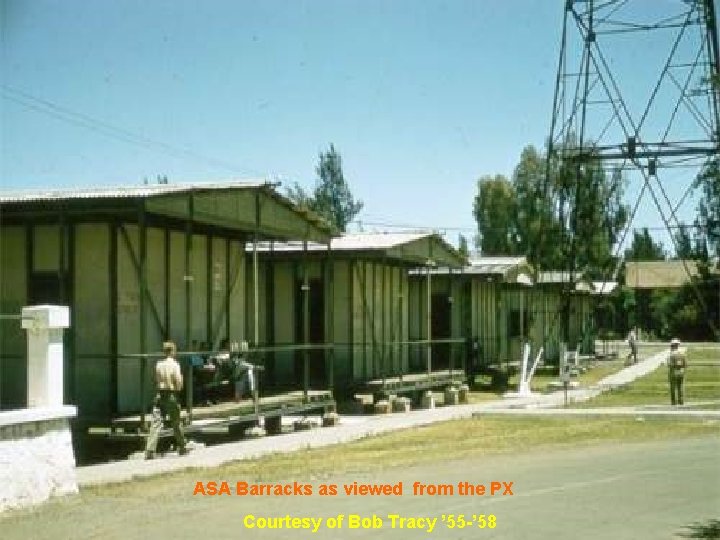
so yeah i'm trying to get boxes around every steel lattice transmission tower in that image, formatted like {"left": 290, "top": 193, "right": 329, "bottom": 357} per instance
{"left": 545, "top": 0, "right": 719, "bottom": 340}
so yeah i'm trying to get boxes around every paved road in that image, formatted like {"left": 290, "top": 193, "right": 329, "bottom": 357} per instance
{"left": 3, "top": 435, "right": 718, "bottom": 540}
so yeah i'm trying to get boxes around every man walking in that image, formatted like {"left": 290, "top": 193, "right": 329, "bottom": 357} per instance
{"left": 145, "top": 341, "right": 188, "bottom": 459}
{"left": 667, "top": 338, "right": 687, "bottom": 406}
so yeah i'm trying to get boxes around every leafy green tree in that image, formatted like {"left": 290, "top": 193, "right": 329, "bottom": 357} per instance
{"left": 546, "top": 149, "right": 628, "bottom": 277}
{"left": 512, "top": 146, "right": 563, "bottom": 268}
{"left": 285, "top": 144, "right": 363, "bottom": 232}
{"left": 624, "top": 228, "right": 666, "bottom": 261}
{"left": 473, "top": 144, "right": 628, "bottom": 275}
{"left": 674, "top": 224, "right": 694, "bottom": 259}
{"left": 472, "top": 175, "right": 518, "bottom": 255}
{"left": 457, "top": 234, "right": 470, "bottom": 259}
{"left": 696, "top": 158, "right": 720, "bottom": 259}
{"left": 622, "top": 228, "right": 665, "bottom": 336}
{"left": 672, "top": 223, "right": 708, "bottom": 261}
{"left": 313, "top": 144, "right": 363, "bottom": 232}
{"left": 284, "top": 182, "right": 313, "bottom": 210}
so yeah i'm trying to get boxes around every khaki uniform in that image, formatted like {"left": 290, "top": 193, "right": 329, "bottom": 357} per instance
{"left": 667, "top": 348, "right": 686, "bottom": 406}
{"left": 627, "top": 330, "right": 637, "bottom": 364}
{"left": 145, "top": 355, "right": 186, "bottom": 457}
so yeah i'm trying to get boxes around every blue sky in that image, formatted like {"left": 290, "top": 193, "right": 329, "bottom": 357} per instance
{"left": 1, "top": 0, "right": 714, "bottom": 254}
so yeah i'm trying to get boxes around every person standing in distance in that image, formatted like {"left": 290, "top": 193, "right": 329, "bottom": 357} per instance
{"left": 667, "top": 338, "right": 687, "bottom": 406}
{"left": 626, "top": 328, "right": 638, "bottom": 365}
{"left": 145, "top": 341, "right": 188, "bottom": 459}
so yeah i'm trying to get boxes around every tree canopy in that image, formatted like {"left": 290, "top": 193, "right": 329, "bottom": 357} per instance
{"left": 472, "top": 144, "right": 629, "bottom": 277}
{"left": 624, "top": 228, "right": 666, "bottom": 261}
{"left": 472, "top": 175, "right": 518, "bottom": 256}
{"left": 696, "top": 158, "right": 720, "bottom": 260}
{"left": 285, "top": 144, "right": 363, "bottom": 233}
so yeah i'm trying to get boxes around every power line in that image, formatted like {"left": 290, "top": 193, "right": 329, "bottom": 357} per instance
{"left": 2, "top": 84, "right": 266, "bottom": 178}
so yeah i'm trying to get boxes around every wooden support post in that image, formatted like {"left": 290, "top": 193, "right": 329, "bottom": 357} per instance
{"left": 164, "top": 227, "right": 170, "bottom": 339}
{"left": 253, "top": 236, "right": 259, "bottom": 347}
{"left": 381, "top": 259, "right": 386, "bottom": 389}
{"left": 184, "top": 192, "right": 194, "bottom": 423}
{"left": 448, "top": 268, "right": 454, "bottom": 381}
{"left": 398, "top": 279, "right": 404, "bottom": 382}
{"left": 302, "top": 241, "right": 309, "bottom": 403}
{"left": 326, "top": 242, "right": 335, "bottom": 395}
{"left": 206, "top": 236, "right": 212, "bottom": 346}
{"left": 389, "top": 262, "right": 395, "bottom": 378}
{"left": 110, "top": 222, "right": 118, "bottom": 416}
{"left": 225, "top": 238, "right": 231, "bottom": 341}
{"left": 426, "top": 263, "right": 432, "bottom": 377}
{"left": 254, "top": 192, "right": 261, "bottom": 348}
{"left": 139, "top": 204, "right": 147, "bottom": 428}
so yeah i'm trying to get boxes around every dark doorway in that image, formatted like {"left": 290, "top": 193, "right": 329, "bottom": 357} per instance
{"left": 28, "top": 272, "right": 67, "bottom": 304}
{"left": 294, "top": 278, "right": 325, "bottom": 387}
{"left": 431, "top": 292, "right": 451, "bottom": 370}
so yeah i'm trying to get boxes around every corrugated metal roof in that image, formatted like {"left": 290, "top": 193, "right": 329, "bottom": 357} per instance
{"left": 331, "top": 232, "right": 431, "bottom": 250}
{"left": 592, "top": 281, "right": 618, "bottom": 295}
{"left": 251, "top": 232, "right": 434, "bottom": 252}
{"left": 0, "top": 180, "right": 268, "bottom": 203}
{"left": 537, "top": 271, "right": 593, "bottom": 292}
{"left": 409, "top": 256, "right": 532, "bottom": 285}
{"left": 466, "top": 256, "right": 528, "bottom": 275}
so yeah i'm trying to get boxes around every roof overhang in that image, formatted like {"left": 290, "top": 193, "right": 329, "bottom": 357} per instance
{"left": 250, "top": 232, "right": 465, "bottom": 267}
{"left": 412, "top": 256, "right": 534, "bottom": 285}
{"left": 0, "top": 181, "right": 334, "bottom": 242}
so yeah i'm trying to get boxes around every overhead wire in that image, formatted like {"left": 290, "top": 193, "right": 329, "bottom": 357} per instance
{"left": 1, "top": 84, "right": 267, "bottom": 179}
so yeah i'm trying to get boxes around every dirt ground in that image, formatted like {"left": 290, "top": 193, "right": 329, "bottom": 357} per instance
{"left": 2, "top": 434, "right": 719, "bottom": 540}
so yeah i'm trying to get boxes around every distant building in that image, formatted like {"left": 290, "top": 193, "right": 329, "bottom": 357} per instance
{"left": 253, "top": 232, "right": 464, "bottom": 390}
{"left": 625, "top": 260, "right": 705, "bottom": 289}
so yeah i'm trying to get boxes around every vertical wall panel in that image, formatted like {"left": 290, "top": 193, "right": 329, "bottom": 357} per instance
{"left": 145, "top": 227, "right": 166, "bottom": 350}
{"left": 351, "top": 261, "right": 363, "bottom": 380}
{"left": 0, "top": 226, "right": 27, "bottom": 408}
{"left": 74, "top": 224, "right": 111, "bottom": 417}
{"left": 33, "top": 224, "right": 61, "bottom": 272}
{"left": 190, "top": 234, "right": 208, "bottom": 345}
{"left": 399, "top": 269, "right": 409, "bottom": 373}
{"left": 227, "top": 240, "right": 245, "bottom": 343}
{"left": 332, "top": 260, "right": 349, "bottom": 384}
{"left": 273, "top": 261, "right": 294, "bottom": 382}
{"left": 116, "top": 224, "right": 140, "bottom": 412}
{"left": 210, "top": 237, "right": 227, "bottom": 344}
{"left": 363, "top": 262, "right": 373, "bottom": 379}
{"left": 168, "top": 231, "right": 187, "bottom": 346}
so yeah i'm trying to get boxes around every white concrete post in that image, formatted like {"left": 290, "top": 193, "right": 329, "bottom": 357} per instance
{"left": 21, "top": 305, "right": 70, "bottom": 408}
{"left": 517, "top": 342, "right": 532, "bottom": 396}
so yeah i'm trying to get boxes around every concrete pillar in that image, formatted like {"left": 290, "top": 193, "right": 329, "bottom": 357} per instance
{"left": 420, "top": 390, "right": 435, "bottom": 410}
{"left": 374, "top": 400, "right": 391, "bottom": 414}
{"left": 444, "top": 386, "right": 459, "bottom": 406}
{"left": 21, "top": 305, "right": 70, "bottom": 408}
{"left": 244, "top": 425, "right": 266, "bottom": 438}
{"left": 392, "top": 396, "right": 411, "bottom": 413}
{"left": 458, "top": 384, "right": 470, "bottom": 404}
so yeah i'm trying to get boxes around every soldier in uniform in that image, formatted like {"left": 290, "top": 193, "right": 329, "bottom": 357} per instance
{"left": 667, "top": 338, "right": 687, "bottom": 406}
{"left": 145, "top": 341, "right": 188, "bottom": 459}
